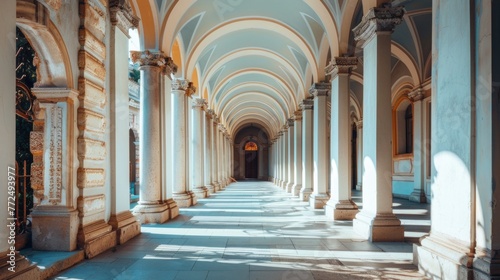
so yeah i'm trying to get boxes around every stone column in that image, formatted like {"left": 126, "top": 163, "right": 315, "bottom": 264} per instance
{"left": 30, "top": 89, "right": 80, "bottom": 252}
{"left": 212, "top": 116, "right": 220, "bottom": 190}
{"left": 300, "top": 99, "right": 314, "bottom": 201}
{"left": 292, "top": 111, "right": 303, "bottom": 196}
{"left": 204, "top": 109, "right": 215, "bottom": 193}
{"left": 325, "top": 57, "right": 359, "bottom": 220}
{"left": 408, "top": 89, "right": 426, "bottom": 203}
{"left": 274, "top": 135, "right": 281, "bottom": 185}
{"left": 190, "top": 98, "right": 209, "bottom": 199}
{"left": 131, "top": 51, "right": 174, "bottom": 222}
{"left": 356, "top": 120, "right": 363, "bottom": 191}
{"left": 352, "top": 4, "right": 404, "bottom": 241}
{"left": 310, "top": 83, "right": 331, "bottom": 209}
{"left": 281, "top": 126, "right": 289, "bottom": 189}
{"left": 286, "top": 118, "right": 295, "bottom": 192}
{"left": 217, "top": 125, "right": 225, "bottom": 188}
{"left": 171, "top": 79, "right": 197, "bottom": 207}
{"left": 108, "top": 2, "right": 140, "bottom": 244}
{"left": 415, "top": 0, "right": 500, "bottom": 278}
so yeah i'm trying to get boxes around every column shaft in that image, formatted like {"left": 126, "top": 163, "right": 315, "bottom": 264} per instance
{"left": 300, "top": 100, "right": 314, "bottom": 201}
{"left": 409, "top": 90, "right": 426, "bottom": 203}
{"left": 310, "top": 83, "right": 330, "bottom": 209}
{"left": 286, "top": 119, "right": 295, "bottom": 192}
{"left": 352, "top": 5, "right": 404, "bottom": 241}
{"left": 356, "top": 121, "right": 363, "bottom": 190}
{"left": 190, "top": 98, "right": 208, "bottom": 199}
{"left": 108, "top": 11, "right": 141, "bottom": 243}
{"left": 171, "top": 79, "right": 196, "bottom": 207}
{"left": 325, "top": 57, "right": 359, "bottom": 220}
{"left": 204, "top": 110, "right": 215, "bottom": 193}
{"left": 292, "top": 111, "right": 303, "bottom": 196}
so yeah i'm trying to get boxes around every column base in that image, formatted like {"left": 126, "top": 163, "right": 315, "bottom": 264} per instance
{"left": 300, "top": 187, "right": 313, "bottom": 202}
{"left": 165, "top": 198, "right": 179, "bottom": 219}
{"left": 414, "top": 234, "right": 473, "bottom": 279}
{"left": 291, "top": 184, "right": 302, "bottom": 196}
{"left": 31, "top": 206, "right": 79, "bottom": 251}
{"left": 353, "top": 211, "right": 404, "bottom": 242}
{"left": 356, "top": 183, "right": 362, "bottom": 191}
{"left": 206, "top": 184, "right": 216, "bottom": 194}
{"left": 325, "top": 200, "right": 359, "bottom": 220}
{"left": 285, "top": 182, "right": 294, "bottom": 193}
{"left": 173, "top": 192, "right": 197, "bottom": 208}
{"left": 309, "top": 193, "right": 329, "bottom": 209}
{"left": 78, "top": 220, "right": 117, "bottom": 258}
{"left": 193, "top": 186, "right": 209, "bottom": 199}
{"left": 132, "top": 202, "right": 170, "bottom": 224}
{"left": 473, "top": 247, "right": 500, "bottom": 279}
{"left": 409, "top": 190, "right": 427, "bottom": 203}
{"left": 109, "top": 211, "right": 141, "bottom": 245}
{"left": 212, "top": 181, "right": 220, "bottom": 191}
{"left": 280, "top": 181, "right": 287, "bottom": 189}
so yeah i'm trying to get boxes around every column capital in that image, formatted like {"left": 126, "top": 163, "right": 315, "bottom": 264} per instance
{"left": 172, "top": 79, "right": 197, "bottom": 96}
{"left": 282, "top": 124, "right": 289, "bottom": 132}
{"left": 325, "top": 56, "right": 358, "bottom": 77}
{"left": 356, "top": 119, "right": 363, "bottom": 129}
{"left": 109, "top": 0, "right": 139, "bottom": 35}
{"left": 287, "top": 118, "right": 295, "bottom": 127}
{"left": 299, "top": 99, "right": 314, "bottom": 111}
{"left": 130, "top": 50, "right": 178, "bottom": 76}
{"left": 408, "top": 88, "right": 424, "bottom": 102}
{"left": 309, "top": 82, "right": 331, "bottom": 97}
{"left": 192, "top": 98, "right": 206, "bottom": 109}
{"left": 206, "top": 109, "right": 215, "bottom": 119}
{"left": 294, "top": 110, "right": 303, "bottom": 121}
{"left": 353, "top": 4, "right": 405, "bottom": 46}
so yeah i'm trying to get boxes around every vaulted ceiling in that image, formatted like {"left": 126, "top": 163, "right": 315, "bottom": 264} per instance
{"left": 130, "top": 0, "right": 432, "bottom": 140}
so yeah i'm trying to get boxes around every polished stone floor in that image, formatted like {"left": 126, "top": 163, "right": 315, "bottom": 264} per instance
{"left": 53, "top": 181, "right": 429, "bottom": 280}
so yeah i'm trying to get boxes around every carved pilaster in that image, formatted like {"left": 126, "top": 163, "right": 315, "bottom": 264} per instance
{"left": 309, "top": 82, "right": 331, "bottom": 97}
{"left": 353, "top": 4, "right": 405, "bottom": 46}
{"left": 325, "top": 56, "right": 358, "bottom": 78}
{"left": 109, "top": 0, "right": 139, "bottom": 36}
{"left": 408, "top": 88, "right": 424, "bottom": 102}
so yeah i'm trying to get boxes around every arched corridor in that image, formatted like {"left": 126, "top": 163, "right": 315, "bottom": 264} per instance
{"left": 54, "top": 181, "right": 428, "bottom": 279}
{"left": 1, "top": 1, "right": 498, "bottom": 279}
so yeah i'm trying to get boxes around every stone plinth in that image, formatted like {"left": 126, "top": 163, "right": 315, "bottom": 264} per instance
{"left": 325, "top": 200, "right": 359, "bottom": 220}
{"left": 353, "top": 212, "right": 404, "bottom": 242}
{"left": 31, "top": 207, "right": 79, "bottom": 251}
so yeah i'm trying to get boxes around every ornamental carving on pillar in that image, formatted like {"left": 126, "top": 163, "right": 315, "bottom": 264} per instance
{"left": 294, "top": 110, "right": 303, "bottom": 121}
{"left": 185, "top": 82, "right": 197, "bottom": 97}
{"left": 325, "top": 56, "right": 358, "bottom": 77}
{"left": 408, "top": 88, "right": 424, "bottom": 102}
{"left": 356, "top": 119, "right": 363, "bottom": 129}
{"left": 287, "top": 118, "right": 295, "bottom": 127}
{"left": 48, "top": 106, "right": 63, "bottom": 205}
{"left": 109, "top": 0, "right": 139, "bottom": 35}
{"left": 172, "top": 78, "right": 189, "bottom": 91}
{"left": 352, "top": 4, "right": 405, "bottom": 45}
{"left": 206, "top": 109, "right": 215, "bottom": 119}
{"left": 299, "top": 99, "right": 314, "bottom": 110}
{"left": 192, "top": 98, "right": 206, "bottom": 109}
{"left": 309, "top": 82, "right": 331, "bottom": 97}
{"left": 130, "top": 50, "right": 178, "bottom": 76}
